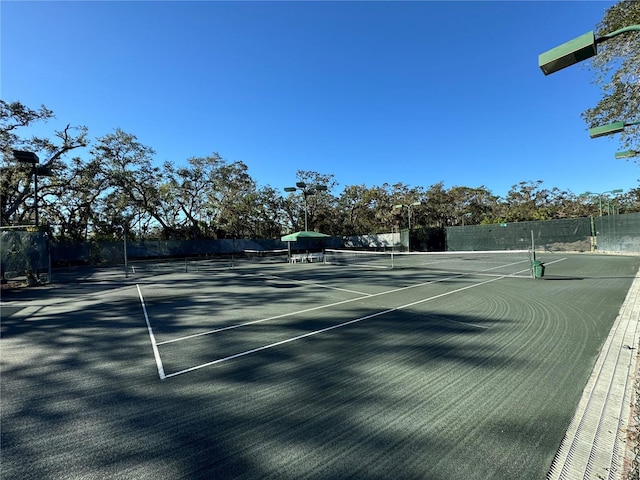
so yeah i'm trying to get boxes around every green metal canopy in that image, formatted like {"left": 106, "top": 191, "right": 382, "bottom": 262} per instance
{"left": 280, "top": 231, "right": 330, "bottom": 242}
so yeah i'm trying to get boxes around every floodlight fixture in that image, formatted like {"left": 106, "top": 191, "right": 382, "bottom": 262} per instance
{"left": 11, "top": 150, "right": 52, "bottom": 226}
{"left": 589, "top": 121, "right": 626, "bottom": 139}
{"left": 539, "top": 31, "right": 596, "bottom": 75}
{"left": 539, "top": 25, "right": 640, "bottom": 75}
{"left": 393, "top": 202, "right": 422, "bottom": 240}
{"left": 580, "top": 189, "right": 623, "bottom": 216}
{"left": 615, "top": 150, "right": 639, "bottom": 159}
{"left": 284, "top": 181, "right": 328, "bottom": 231}
{"left": 35, "top": 166, "right": 53, "bottom": 176}
{"left": 589, "top": 120, "right": 640, "bottom": 139}
{"left": 13, "top": 150, "right": 39, "bottom": 164}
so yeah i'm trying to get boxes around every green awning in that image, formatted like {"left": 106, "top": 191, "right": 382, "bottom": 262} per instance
{"left": 280, "top": 231, "right": 331, "bottom": 242}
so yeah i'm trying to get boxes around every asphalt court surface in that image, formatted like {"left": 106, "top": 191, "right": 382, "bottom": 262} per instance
{"left": 2, "top": 252, "right": 639, "bottom": 480}
{"left": 142, "top": 264, "right": 528, "bottom": 379}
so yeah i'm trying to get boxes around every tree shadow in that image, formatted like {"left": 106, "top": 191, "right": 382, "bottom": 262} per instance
{"left": 2, "top": 257, "right": 637, "bottom": 479}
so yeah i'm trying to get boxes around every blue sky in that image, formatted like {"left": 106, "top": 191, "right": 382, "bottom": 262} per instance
{"left": 2, "top": 0, "right": 637, "bottom": 198}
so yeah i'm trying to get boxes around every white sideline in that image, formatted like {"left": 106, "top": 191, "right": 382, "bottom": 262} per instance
{"left": 137, "top": 284, "right": 166, "bottom": 380}
{"left": 162, "top": 275, "right": 504, "bottom": 379}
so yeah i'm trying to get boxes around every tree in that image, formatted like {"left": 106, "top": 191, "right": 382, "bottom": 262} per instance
{"left": 621, "top": 187, "right": 640, "bottom": 213}
{"left": 47, "top": 156, "right": 108, "bottom": 241}
{"left": 0, "top": 100, "right": 53, "bottom": 153}
{"left": 336, "top": 184, "right": 393, "bottom": 235}
{"left": 204, "top": 157, "right": 257, "bottom": 239}
{"left": 30, "top": 125, "right": 91, "bottom": 235}
{"left": 422, "top": 182, "right": 453, "bottom": 228}
{"left": 447, "top": 186, "right": 499, "bottom": 225}
{"left": 250, "top": 186, "right": 287, "bottom": 239}
{"left": 163, "top": 156, "right": 221, "bottom": 238}
{"left": 90, "top": 129, "right": 172, "bottom": 238}
{"left": 0, "top": 100, "right": 88, "bottom": 226}
{"left": 582, "top": 0, "right": 640, "bottom": 159}
{"left": 162, "top": 154, "right": 260, "bottom": 239}
{"left": 499, "top": 180, "right": 568, "bottom": 222}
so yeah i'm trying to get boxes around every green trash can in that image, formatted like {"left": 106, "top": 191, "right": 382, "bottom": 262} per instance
{"left": 532, "top": 260, "right": 545, "bottom": 278}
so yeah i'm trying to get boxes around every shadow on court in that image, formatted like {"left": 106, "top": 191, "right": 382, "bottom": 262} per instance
{"left": 1, "top": 254, "right": 639, "bottom": 479}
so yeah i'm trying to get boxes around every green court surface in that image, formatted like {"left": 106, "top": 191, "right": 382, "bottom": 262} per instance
{"left": 1, "top": 253, "right": 639, "bottom": 479}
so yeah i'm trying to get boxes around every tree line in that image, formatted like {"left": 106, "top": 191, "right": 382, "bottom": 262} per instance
{"left": 1, "top": 100, "right": 639, "bottom": 242}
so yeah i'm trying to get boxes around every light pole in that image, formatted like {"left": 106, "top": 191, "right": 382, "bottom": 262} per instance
{"left": 580, "top": 189, "right": 623, "bottom": 216}
{"left": 284, "top": 181, "right": 327, "bottom": 231}
{"left": 539, "top": 25, "right": 640, "bottom": 75}
{"left": 13, "top": 150, "right": 53, "bottom": 227}
{"left": 394, "top": 201, "right": 421, "bottom": 251}
{"left": 394, "top": 201, "right": 421, "bottom": 230}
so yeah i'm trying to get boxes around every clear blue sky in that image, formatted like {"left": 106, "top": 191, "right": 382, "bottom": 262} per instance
{"left": 2, "top": 0, "right": 637, "bottom": 198}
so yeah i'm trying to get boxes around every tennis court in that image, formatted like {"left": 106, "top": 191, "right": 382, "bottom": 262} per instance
{"left": 1, "top": 252, "right": 639, "bottom": 479}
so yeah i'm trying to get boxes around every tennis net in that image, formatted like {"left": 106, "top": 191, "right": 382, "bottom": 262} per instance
{"left": 323, "top": 249, "right": 534, "bottom": 277}
{"left": 129, "top": 256, "right": 233, "bottom": 274}
{"left": 128, "top": 249, "right": 289, "bottom": 274}
{"left": 241, "top": 249, "right": 289, "bottom": 263}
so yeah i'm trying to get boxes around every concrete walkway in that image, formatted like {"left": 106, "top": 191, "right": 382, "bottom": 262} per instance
{"left": 547, "top": 266, "right": 640, "bottom": 480}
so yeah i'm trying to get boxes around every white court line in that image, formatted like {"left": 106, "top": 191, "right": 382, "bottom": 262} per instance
{"left": 156, "top": 272, "right": 469, "bottom": 346}
{"left": 429, "top": 314, "right": 490, "bottom": 330}
{"left": 542, "top": 257, "right": 567, "bottom": 266}
{"left": 157, "top": 258, "right": 536, "bottom": 346}
{"left": 137, "top": 284, "right": 166, "bottom": 380}
{"left": 163, "top": 275, "right": 504, "bottom": 379}
{"left": 259, "top": 272, "right": 373, "bottom": 296}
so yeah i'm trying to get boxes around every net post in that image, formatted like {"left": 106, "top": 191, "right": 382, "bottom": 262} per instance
{"left": 123, "top": 230, "right": 128, "bottom": 278}
{"left": 530, "top": 230, "right": 536, "bottom": 278}
{"left": 231, "top": 238, "right": 235, "bottom": 269}
{"left": 530, "top": 230, "right": 535, "bottom": 261}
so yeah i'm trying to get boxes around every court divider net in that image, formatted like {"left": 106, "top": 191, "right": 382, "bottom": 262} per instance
{"left": 323, "top": 249, "right": 534, "bottom": 277}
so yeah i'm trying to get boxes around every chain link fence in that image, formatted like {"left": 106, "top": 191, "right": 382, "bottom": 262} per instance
{"left": 3, "top": 213, "right": 638, "bottom": 285}
{"left": 1, "top": 228, "right": 49, "bottom": 285}
{"left": 443, "top": 217, "right": 593, "bottom": 252}
{"left": 594, "top": 212, "right": 640, "bottom": 253}
{"left": 439, "top": 213, "right": 639, "bottom": 254}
